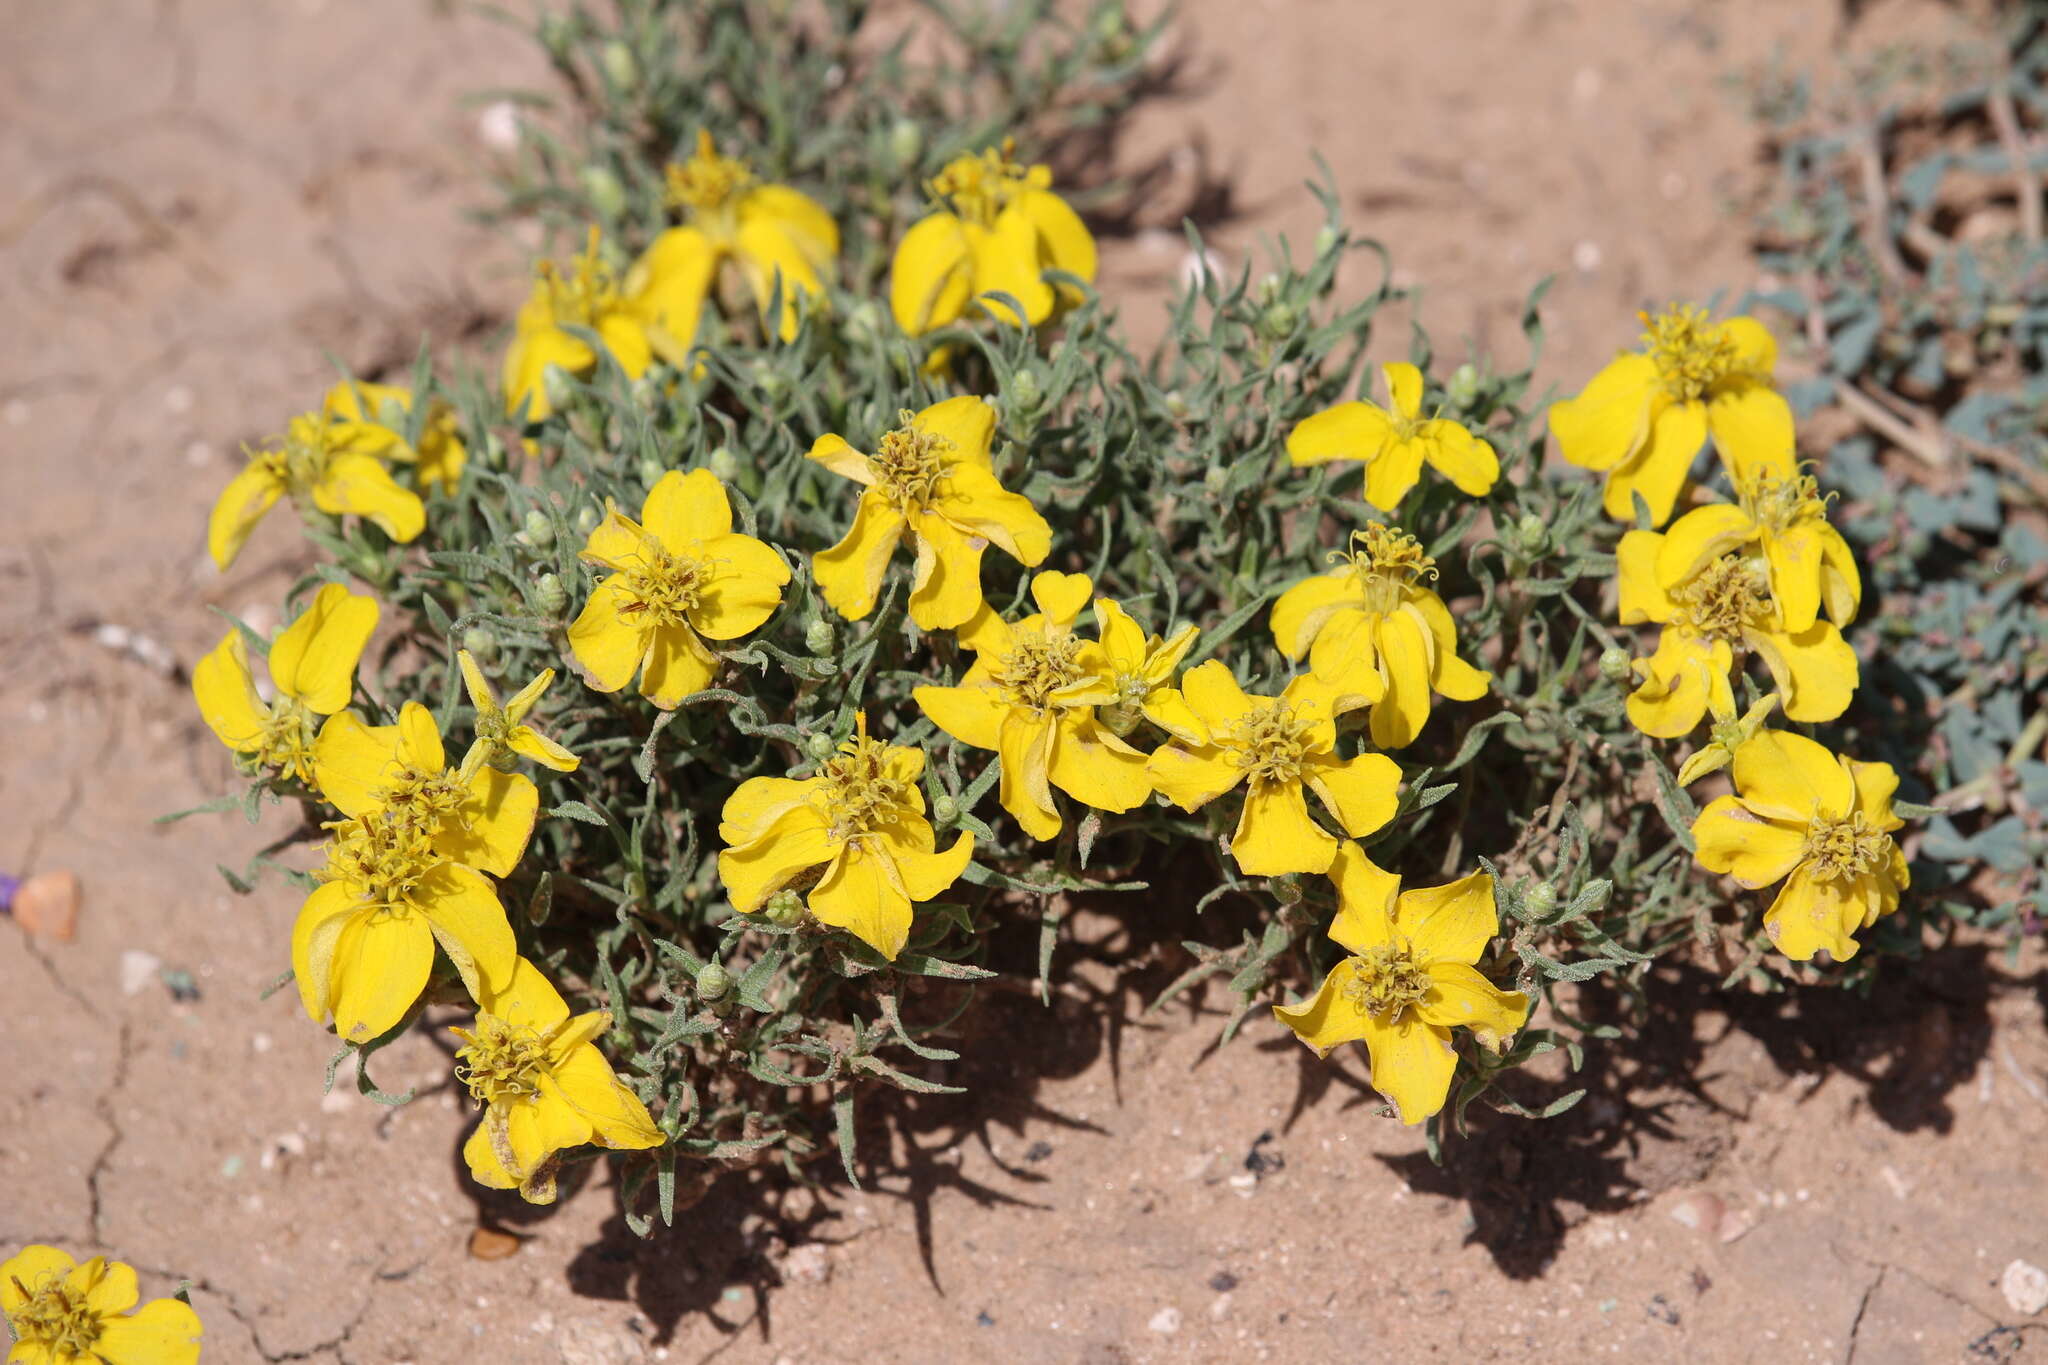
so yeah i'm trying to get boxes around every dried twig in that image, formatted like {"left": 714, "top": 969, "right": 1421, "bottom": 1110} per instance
{"left": 1850, "top": 115, "right": 1908, "bottom": 283}
{"left": 1987, "top": 70, "right": 2043, "bottom": 244}
{"left": 1833, "top": 378, "right": 1948, "bottom": 467}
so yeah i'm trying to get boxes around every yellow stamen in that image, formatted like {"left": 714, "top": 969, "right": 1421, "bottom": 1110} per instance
{"left": 870, "top": 409, "right": 956, "bottom": 509}
{"left": 453, "top": 1013, "right": 551, "bottom": 1107}
{"left": 664, "top": 129, "right": 755, "bottom": 222}
{"left": 1803, "top": 811, "right": 1892, "bottom": 881}
{"left": 1339, "top": 943, "right": 1431, "bottom": 1017}
{"left": 1334, "top": 523, "right": 1437, "bottom": 616}
{"left": 1673, "top": 555, "right": 1769, "bottom": 641}
{"left": 1638, "top": 304, "right": 1742, "bottom": 402}
{"left": 7, "top": 1272, "right": 104, "bottom": 1358}
{"left": 818, "top": 716, "right": 910, "bottom": 842}
{"left": 321, "top": 807, "right": 440, "bottom": 909}
{"left": 993, "top": 627, "right": 1086, "bottom": 712}
{"left": 537, "top": 228, "right": 622, "bottom": 328}
{"left": 1231, "top": 698, "right": 1317, "bottom": 786}
{"left": 1736, "top": 466, "right": 1830, "bottom": 537}
{"left": 252, "top": 697, "right": 319, "bottom": 784}
{"left": 618, "top": 542, "right": 710, "bottom": 629}
{"left": 929, "top": 139, "right": 1050, "bottom": 228}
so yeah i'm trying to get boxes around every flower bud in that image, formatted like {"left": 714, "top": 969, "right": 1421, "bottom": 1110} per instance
{"left": 1313, "top": 224, "right": 1341, "bottom": 259}
{"left": 888, "top": 119, "right": 924, "bottom": 174}
{"left": 708, "top": 446, "right": 740, "bottom": 483}
{"left": 535, "top": 572, "right": 568, "bottom": 616}
{"left": 1258, "top": 301, "right": 1298, "bottom": 341}
{"left": 1599, "top": 646, "right": 1632, "bottom": 682}
{"left": 599, "top": 39, "right": 637, "bottom": 92}
{"left": 638, "top": 456, "right": 664, "bottom": 488}
{"left": 804, "top": 618, "right": 835, "bottom": 655}
{"left": 1445, "top": 362, "right": 1481, "bottom": 410}
{"left": 541, "top": 364, "right": 577, "bottom": 414}
{"left": 805, "top": 731, "right": 837, "bottom": 761}
{"left": 538, "top": 13, "right": 574, "bottom": 56}
{"left": 1524, "top": 881, "right": 1558, "bottom": 918}
{"left": 1515, "top": 512, "right": 1547, "bottom": 555}
{"left": 931, "top": 794, "right": 960, "bottom": 827}
{"left": 1203, "top": 465, "right": 1229, "bottom": 497}
{"left": 481, "top": 433, "right": 507, "bottom": 470}
{"left": 521, "top": 508, "right": 556, "bottom": 548}
{"left": 694, "top": 961, "right": 732, "bottom": 1002}
{"left": 580, "top": 165, "right": 626, "bottom": 221}
{"left": 844, "top": 298, "right": 885, "bottom": 349}
{"left": 763, "top": 889, "right": 805, "bottom": 926}
{"left": 575, "top": 504, "right": 601, "bottom": 534}
{"left": 1007, "top": 368, "right": 1042, "bottom": 414}
{"left": 462, "top": 626, "right": 497, "bottom": 663}
{"left": 1162, "top": 389, "right": 1190, "bottom": 420}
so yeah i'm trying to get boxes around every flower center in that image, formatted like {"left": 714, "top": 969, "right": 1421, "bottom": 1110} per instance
{"left": 1230, "top": 698, "right": 1318, "bottom": 786}
{"left": 1335, "top": 523, "right": 1436, "bottom": 616}
{"left": 929, "top": 140, "right": 1049, "bottom": 228}
{"left": 619, "top": 541, "right": 709, "bottom": 628}
{"left": 993, "top": 627, "right": 1086, "bottom": 712}
{"left": 818, "top": 730, "right": 910, "bottom": 842}
{"left": 665, "top": 130, "right": 754, "bottom": 227}
{"left": 7, "top": 1275, "right": 103, "bottom": 1358}
{"left": 454, "top": 1013, "right": 550, "bottom": 1107}
{"left": 275, "top": 415, "right": 343, "bottom": 492}
{"left": 538, "top": 230, "right": 621, "bottom": 328}
{"left": 374, "top": 763, "right": 471, "bottom": 828}
{"left": 254, "top": 696, "right": 319, "bottom": 783}
{"left": 321, "top": 807, "right": 440, "bottom": 909}
{"left": 1673, "top": 555, "right": 1769, "bottom": 641}
{"left": 1802, "top": 810, "right": 1892, "bottom": 881}
{"left": 870, "top": 411, "right": 956, "bottom": 509}
{"left": 1737, "top": 467, "right": 1828, "bottom": 538}
{"left": 1639, "top": 303, "right": 1741, "bottom": 402}
{"left": 1339, "top": 942, "right": 1432, "bottom": 1017}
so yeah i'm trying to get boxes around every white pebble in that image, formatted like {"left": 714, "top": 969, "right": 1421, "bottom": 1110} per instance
{"left": 1572, "top": 240, "right": 1603, "bottom": 273}
{"left": 1147, "top": 1307, "right": 1182, "bottom": 1335}
{"left": 2002, "top": 1260, "right": 2048, "bottom": 1316}
{"left": 119, "top": 950, "right": 163, "bottom": 997}
{"left": 478, "top": 101, "right": 521, "bottom": 150}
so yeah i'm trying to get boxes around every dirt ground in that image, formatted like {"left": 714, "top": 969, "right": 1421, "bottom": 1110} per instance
{"left": 4, "top": 1, "right": 2045, "bottom": 1362}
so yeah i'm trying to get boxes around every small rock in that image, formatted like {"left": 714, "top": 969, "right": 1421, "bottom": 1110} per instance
{"left": 1024, "top": 1140, "right": 1054, "bottom": 1164}
{"left": 1646, "top": 1294, "right": 1680, "bottom": 1326}
{"left": 2001, "top": 1259, "right": 2048, "bottom": 1316}
{"left": 319, "top": 1088, "right": 355, "bottom": 1115}
{"left": 1716, "top": 1207, "right": 1759, "bottom": 1244}
{"left": 1147, "top": 1307, "right": 1182, "bottom": 1335}
{"left": 15, "top": 870, "right": 82, "bottom": 941}
{"left": 776, "top": 1243, "right": 831, "bottom": 1286}
{"left": 1226, "top": 1172, "right": 1258, "bottom": 1197}
{"left": 469, "top": 1227, "right": 522, "bottom": 1261}
{"left": 1208, "top": 1293, "right": 1234, "bottom": 1322}
{"left": 556, "top": 1318, "right": 645, "bottom": 1365}
{"left": 1668, "top": 1191, "right": 1725, "bottom": 1234}
{"left": 120, "top": 949, "right": 163, "bottom": 996}
{"left": 1208, "top": 1271, "right": 1239, "bottom": 1292}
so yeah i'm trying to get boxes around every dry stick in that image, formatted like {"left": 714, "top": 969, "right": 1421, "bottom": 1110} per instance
{"left": 1851, "top": 115, "right": 1908, "bottom": 284}
{"left": 1987, "top": 71, "right": 2044, "bottom": 245}
{"left": 1840, "top": 376, "right": 2048, "bottom": 504}
{"left": 1833, "top": 378, "right": 1948, "bottom": 467}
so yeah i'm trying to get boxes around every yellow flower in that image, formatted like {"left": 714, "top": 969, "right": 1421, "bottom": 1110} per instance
{"left": 808, "top": 396, "right": 1052, "bottom": 630}
{"left": 1286, "top": 362, "right": 1500, "bottom": 509}
{"left": 1091, "top": 599, "right": 1203, "bottom": 742}
{"left": 1549, "top": 305, "right": 1794, "bottom": 526}
{"left": 2, "top": 1246, "right": 202, "bottom": 1365}
{"left": 1617, "top": 529, "right": 1856, "bottom": 738}
{"left": 913, "top": 571, "right": 1151, "bottom": 841}
{"left": 1274, "top": 843, "right": 1530, "bottom": 1125}
{"left": 456, "top": 649, "right": 579, "bottom": 779}
{"left": 322, "top": 380, "right": 467, "bottom": 494}
{"left": 890, "top": 140, "right": 1096, "bottom": 336}
{"left": 191, "top": 582, "right": 378, "bottom": 786}
{"left": 1692, "top": 729, "right": 1909, "bottom": 962}
{"left": 312, "top": 700, "right": 538, "bottom": 877}
{"left": 1675, "top": 685, "right": 1779, "bottom": 787}
{"left": 1146, "top": 662, "right": 1402, "bottom": 876}
{"left": 718, "top": 715, "right": 975, "bottom": 960}
{"left": 207, "top": 411, "right": 425, "bottom": 570}
{"left": 455, "top": 956, "right": 662, "bottom": 1205}
{"left": 1656, "top": 465, "right": 1861, "bottom": 633}
{"left": 565, "top": 469, "right": 789, "bottom": 710}
{"left": 502, "top": 228, "right": 692, "bottom": 421}
{"left": 644, "top": 129, "right": 839, "bottom": 348}
{"left": 291, "top": 802, "right": 517, "bottom": 1044}
{"left": 1270, "top": 524, "right": 1491, "bottom": 749}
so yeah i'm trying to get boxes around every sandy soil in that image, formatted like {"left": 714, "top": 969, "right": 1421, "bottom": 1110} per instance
{"left": 4, "top": 1, "right": 2044, "bottom": 1362}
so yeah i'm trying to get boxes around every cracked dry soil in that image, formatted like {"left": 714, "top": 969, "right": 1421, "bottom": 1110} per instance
{"left": 5, "top": 1, "right": 2047, "bottom": 1362}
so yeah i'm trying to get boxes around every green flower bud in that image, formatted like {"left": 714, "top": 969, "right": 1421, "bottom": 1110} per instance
{"left": 580, "top": 165, "right": 626, "bottom": 221}
{"left": 764, "top": 889, "right": 806, "bottom": 926}
{"left": 1445, "top": 362, "right": 1481, "bottom": 410}
{"left": 521, "top": 509, "right": 555, "bottom": 548}
{"left": 1599, "top": 646, "right": 1632, "bottom": 682}
{"left": 1515, "top": 512, "right": 1547, "bottom": 555}
{"left": 844, "top": 299, "right": 885, "bottom": 349}
{"left": 638, "top": 456, "right": 665, "bottom": 488}
{"left": 804, "top": 618, "right": 835, "bottom": 655}
{"left": 543, "top": 364, "right": 580, "bottom": 414}
{"left": 1007, "top": 368, "right": 1042, "bottom": 414}
{"left": 932, "top": 794, "right": 960, "bottom": 826}
{"left": 1259, "top": 301, "right": 1297, "bottom": 340}
{"left": 694, "top": 961, "right": 732, "bottom": 1002}
{"left": 1162, "top": 389, "right": 1190, "bottom": 420}
{"left": 1313, "top": 224, "right": 1341, "bottom": 259}
{"left": 575, "top": 504, "right": 601, "bottom": 534}
{"left": 1203, "top": 465, "right": 1230, "bottom": 497}
{"left": 538, "top": 13, "right": 574, "bottom": 56}
{"left": 888, "top": 119, "right": 923, "bottom": 174}
{"left": 481, "top": 433, "right": 507, "bottom": 470}
{"left": 599, "top": 39, "right": 637, "bottom": 92}
{"left": 462, "top": 626, "right": 497, "bottom": 662}
{"left": 708, "top": 446, "right": 740, "bottom": 483}
{"left": 535, "top": 572, "right": 568, "bottom": 616}
{"left": 805, "top": 731, "right": 837, "bottom": 761}
{"left": 1524, "top": 882, "right": 1558, "bottom": 918}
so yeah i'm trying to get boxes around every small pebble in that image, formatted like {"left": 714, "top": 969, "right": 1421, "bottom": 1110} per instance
{"left": 1668, "top": 1191, "right": 1724, "bottom": 1233}
{"left": 469, "top": 1227, "right": 522, "bottom": 1262}
{"left": 1147, "top": 1307, "right": 1182, "bottom": 1335}
{"left": 776, "top": 1243, "right": 830, "bottom": 1286}
{"left": 2001, "top": 1259, "right": 2048, "bottom": 1316}
{"left": 14, "top": 871, "right": 82, "bottom": 941}
{"left": 119, "top": 949, "right": 163, "bottom": 996}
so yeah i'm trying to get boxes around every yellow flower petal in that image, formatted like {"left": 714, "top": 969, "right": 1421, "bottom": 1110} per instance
{"left": 890, "top": 212, "right": 974, "bottom": 335}
{"left": 809, "top": 843, "right": 916, "bottom": 959}
{"left": 509, "top": 727, "right": 580, "bottom": 772}
{"left": 310, "top": 711, "right": 402, "bottom": 818}
{"left": 1305, "top": 750, "right": 1401, "bottom": 837}
{"left": 1708, "top": 384, "right": 1797, "bottom": 486}
{"left": 1762, "top": 864, "right": 1862, "bottom": 962}
{"left": 914, "top": 682, "right": 1007, "bottom": 751}
{"left": 191, "top": 631, "right": 266, "bottom": 751}
{"left": 311, "top": 452, "right": 426, "bottom": 545}
{"left": 329, "top": 910, "right": 435, "bottom": 1043}
{"left": 907, "top": 513, "right": 990, "bottom": 631}
{"left": 290, "top": 881, "right": 357, "bottom": 1024}
{"left": 1602, "top": 398, "right": 1704, "bottom": 525}
{"left": 416, "top": 861, "right": 516, "bottom": 1003}
{"left": 738, "top": 184, "right": 840, "bottom": 269}
{"left": 480, "top": 956, "right": 571, "bottom": 1032}
{"left": 1416, "top": 962, "right": 1530, "bottom": 1050}
{"left": 916, "top": 394, "right": 998, "bottom": 464}
{"left": 566, "top": 577, "right": 653, "bottom": 695}
{"left": 1731, "top": 728, "right": 1853, "bottom": 822}
{"left": 1286, "top": 401, "right": 1393, "bottom": 468}
{"left": 503, "top": 322, "right": 595, "bottom": 420}
{"left": 440, "top": 767, "right": 538, "bottom": 878}
{"left": 638, "top": 622, "right": 720, "bottom": 708}
{"left": 1692, "top": 794, "right": 1806, "bottom": 888}
{"left": 892, "top": 829, "right": 975, "bottom": 903}
{"left": 630, "top": 225, "right": 719, "bottom": 368}
{"left": 270, "top": 583, "right": 377, "bottom": 715}
{"left": 1146, "top": 741, "right": 1243, "bottom": 811}
{"left": 1382, "top": 362, "right": 1425, "bottom": 419}
{"left": 1367, "top": 610, "right": 1434, "bottom": 749}
{"left": 73, "top": 1256, "right": 138, "bottom": 1315}
{"left": 1270, "top": 570, "right": 1356, "bottom": 661}
{"left": 717, "top": 804, "right": 834, "bottom": 912}
{"left": 1410, "top": 592, "right": 1491, "bottom": 700}
{"left": 940, "top": 464, "right": 1053, "bottom": 566}
{"left": 1820, "top": 525, "right": 1862, "bottom": 626}
{"left": 1178, "top": 658, "right": 1253, "bottom": 731}
{"left": 1301, "top": 609, "right": 1386, "bottom": 707}
{"left": 1360, "top": 1008, "right": 1459, "bottom": 1125}
{"left": 997, "top": 710, "right": 1061, "bottom": 841}
{"left": 807, "top": 432, "right": 876, "bottom": 486}
{"left": 462, "top": 1112, "right": 519, "bottom": 1190}
{"left": 545, "top": 1046, "right": 662, "bottom": 1148}
{"left": 734, "top": 215, "right": 827, "bottom": 341}
{"left": 1419, "top": 419, "right": 1500, "bottom": 497}
{"left": 814, "top": 490, "right": 908, "bottom": 622}
{"left": 1625, "top": 630, "right": 1727, "bottom": 738}
{"left": 1616, "top": 528, "right": 1676, "bottom": 624}
{"left": 1232, "top": 780, "right": 1337, "bottom": 876}
{"left": 1762, "top": 521, "right": 1823, "bottom": 636}
{"left": 1141, "top": 688, "right": 1208, "bottom": 746}
{"left": 970, "top": 206, "right": 1056, "bottom": 326}
{"left": 92, "top": 1297, "right": 205, "bottom": 1365}
{"left": 597, "top": 312, "right": 655, "bottom": 382}
{"left": 1362, "top": 434, "right": 1427, "bottom": 511}
{"left": 1013, "top": 187, "right": 1096, "bottom": 295}
{"left": 1848, "top": 758, "right": 1904, "bottom": 833}
{"left": 693, "top": 531, "right": 789, "bottom": 639}
{"left": 1028, "top": 569, "right": 1094, "bottom": 628}
{"left": 1048, "top": 714, "right": 1153, "bottom": 814}
{"left": 642, "top": 468, "right": 732, "bottom": 545}
{"left": 207, "top": 459, "right": 287, "bottom": 569}
{"left": 1392, "top": 869, "right": 1499, "bottom": 966}
{"left": 1326, "top": 840, "right": 1399, "bottom": 955}
{"left": 579, "top": 504, "right": 647, "bottom": 571}
{"left": 2, "top": 1246, "right": 77, "bottom": 1315}
{"left": 1273, "top": 961, "right": 1370, "bottom": 1057}
{"left": 1655, "top": 502, "right": 1753, "bottom": 590}
{"left": 1549, "top": 353, "right": 1657, "bottom": 473}
{"left": 1747, "top": 618, "right": 1856, "bottom": 724}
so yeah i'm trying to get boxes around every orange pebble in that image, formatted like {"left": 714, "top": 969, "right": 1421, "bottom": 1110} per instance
{"left": 14, "top": 870, "right": 82, "bottom": 941}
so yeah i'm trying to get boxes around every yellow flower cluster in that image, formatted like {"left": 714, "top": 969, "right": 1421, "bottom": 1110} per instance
{"left": 1555, "top": 305, "right": 1904, "bottom": 962}
{"left": 2, "top": 1245, "right": 201, "bottom": 1365}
